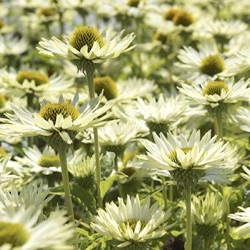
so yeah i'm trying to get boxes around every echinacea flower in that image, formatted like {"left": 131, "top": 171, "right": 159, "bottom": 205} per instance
{"left": 175, "top": 41, "right": 237, "bottom": 84}
{"left": 1, "top": 68, "right": 74, "bottom": 99}
{"left": 0, "top": 206, "right": 75, "bottom": 249}
{"left": 229, "top": 207, "right": 250, "bottom": 238}
{"left": 37, "top": 26, "right": 136, "bottom": 72}
{"left": 134, "top": 93, "right": 186, "bottom": 134}
{"left": 179, "top": 77, "right": 250, "bottom": 109}
{"left": 192, "top": 191, "right": 226, "bottom": 240}
{"left": 0, "top": 93, "right": 113, "bottom": 150}
{"left": 91, "top": 194, "right": 174, "bottom": 248}
{"left": 14, "top": 146, "right": 61, "bottom": 176}
{"left": 140, "top": 129, "right": 236, "bottom": 186}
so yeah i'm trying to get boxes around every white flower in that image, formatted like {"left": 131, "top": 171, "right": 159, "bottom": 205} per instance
{"left": 1, "top": 68, "right": 74, "bottom": 98}
{"left": 175, "top": 41, "right": 237, "bottom": 84}
{"left": 98, "top": 120, "right": 148, "bottom": 147}
{"left": 0, "top": 34, "right": 28, "bottom": 56}
{"left": 0, "top": 206, "right": 75, "bottom": 249}
{"left": 192, "top": 191, "right": 226, "bottom": 226}
{"left": 134, "top": 94, "right": 186, "bottom": 131}
{"left": 37, "top": 26, "right": 136, "bottom": 71}
{"left": 91, "top": 194, "right": 174, "bottom": 248}
{"left": 179, "top": 77, "right": 250, "bottom": 108}
{"left": 14, "top": 146, "right": 61, "bottom": 175}
{"left": 194, "top": 19, "right": 247, "bottom": 42}
{"left": 229, "top": 207, "right": 250, "bottom": 238}
{"left": 0, "top": 93, "right": 114, "bottom": 149}
{"left": 235, "top": 106, "right": 250, "bottom": 133}
{"left": 140, "top": 129, "right": 235, "bottom": 184}
{"left": 0, "top": 180, "right": 53, "bottom": 213}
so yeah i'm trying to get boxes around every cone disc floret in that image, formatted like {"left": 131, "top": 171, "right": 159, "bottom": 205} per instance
{"left": 94, "top": 76, "right": 118, "bottom": 100}
{"left": 16, "top": 71, "right": 49, "bottom": 86}
{"left": 200, "top": 54, "right": 225, "bottom": 76}
{"left": 202, "top": 80, "right": 229, "bottom": 96}
{"left": 0, "top": 222, "right": 30, "bottom": 247}
{"left": 39, "top": 102, "right": 80, "bottom": 124}
{"left": 69, "top": 26, "right": 105, "bottom": 52}
{"left": 38, "top": 155, "right": 60, "bottom": 168}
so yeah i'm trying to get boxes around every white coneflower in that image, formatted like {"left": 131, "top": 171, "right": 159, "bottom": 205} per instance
{"left": 0, "top": 93, "right": 113, "bottom": 150}
{"left": 37, "top": 26, "right": 135, "bottom": 72}
{"left": 175, "top": 41, "right": 237, "bottom": 84}
{"left": 91, "top": 194, "right": 175, "bottom": 249}
{"left": 0, "top": 206, "right": 75, "bottom": 249}
{"left": 140, "top": 129, "right": 236, "bottom": 186}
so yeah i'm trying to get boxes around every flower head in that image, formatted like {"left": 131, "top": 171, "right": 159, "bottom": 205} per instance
{"left": 0, "top": 93, "right": 113, "bottom": 150}
{"left": 37, "top": 26, "right": 136, "bottom": 72}
{"left": 140, "top": 129, "right": 235, "bottom": 186}
{"left": 179, "top": 78, "right": 250, "bottom": 109}
{"left": 91, "top": 194, "right": 174, "bottom": 248}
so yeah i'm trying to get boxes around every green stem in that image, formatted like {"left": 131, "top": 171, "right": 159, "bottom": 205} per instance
{"left": 114, "top": 154, "right": 124, "bottom": 198}
{"left": 213, "top": 111, "right": 223, "bottom": 139}
{"left": 58, "top": 147, "right": 75, "bottom": 223}
{"left": 161, "top": 176, "right": 168, "bottom": 210}
{"left": 85, "top": 69, "right": 102, "bottom": 208}
{"left": 185, "top": 184, "right": 192, "bottom": 250}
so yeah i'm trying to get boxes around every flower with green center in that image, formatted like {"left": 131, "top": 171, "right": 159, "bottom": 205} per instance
{"left": 192, "top": 191, "right": 226, "bottom": 239}
{"left": 14, "top": 146, "right": 61, "bottom": 176}
{"left": 37, "top": 26, "right": 136, "bottom": 72}
{"left": 175, "top": 41, "right": 235, "bottom": 84}
{"left": 1, "top": 68, "right": 74, "bottom": 98}
{"left": 200, "top": 54, "right": 225, "bottom": 76}
{"left": 163, "top": 8, "right": 180, "bottom": 21}
{"left": 229, "top": 206, "right": 250, "bottom": 238}
{"left": 16, "top": 71, "right": 49, "bottom": 86}
{"left": 134, "top": 94, "right": 186, "bottom": 135}
{"left": 140, "top": 129, "right": 236, "bottom": 184}
{"left": 0, "top": 206, "right": 75, "bottom": 249}
{"left": 94, "top": 76, "right": 118, "bottom": 100}
{"left": 0, "top": 93, "right": 114, "bottom": 150}
{"left": 234, "top": 107, "right": 250, "bottom": 135}
{"left": 91, "top": 194, "right": 175, "bottom": 248}
{"left": 68, "top": 153, "right": 96, "bottom": 191}
{"left": 179, "top": 77, "right": 250, "bottom": 108}
{"left": 172, "top": 10, "right": 194, "bottom": 27}
{"left": 202, "top": 80, "right": 229, "bottom": 96}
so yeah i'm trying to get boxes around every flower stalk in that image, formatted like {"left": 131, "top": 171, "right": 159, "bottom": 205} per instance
{"left": 213, "top": 110, "right": 223, "bottom": 139}
{"left": 85, "top": 67, "right": 102, "bottom": 208}
{"left": 58, "top": 147, "right": 75, "bottom": 223}
{"left": 185, "top": 183, "right": 192, "bottom": 250}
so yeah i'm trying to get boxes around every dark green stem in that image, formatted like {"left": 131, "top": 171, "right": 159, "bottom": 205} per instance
{"left": 185, "top": 183, "right": 192, "bottom": 250}
{"left": 213, "top": 111, "right": 223, "bottom": 139}
{"left": 58, "top": 147, "right": 75, "bottom": 223}
{"left": 85, "top": 68, "right": 102, "bottom": 208}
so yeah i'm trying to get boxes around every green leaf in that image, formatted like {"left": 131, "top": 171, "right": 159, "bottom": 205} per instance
{"left": 100, "top": 173, "right": 121, "bottom": 199}
{"left": 71, "top": 184, "right": 96, "bottom": 215}
{"left": 49, "top": 185, "right": 64, "bottom": 195}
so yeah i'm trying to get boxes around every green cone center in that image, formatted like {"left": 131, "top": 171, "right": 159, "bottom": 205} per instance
{"left": 200, "top": 54, "right": 225, "bottom": 76}
{"left": 69, "top": 26, "right": 106, "bottom": 52}
{"left": 202, "top": 80, "right": 229, "bottom": 96}
{"left": 0, "top": 221, "right": 30, "bottom": 247}
{"left": 127, "top": 0, "right": 140, "bottom": 7}
{"left": 94, "top": 76, "right": 118, "bottom": 100}
{"left": 39, "top": 102, "right": 80, "bottom": 124}
{"left": 16, "top": 71, "right": 49, "bottom": 86}
{"left": 38, "top": 155, "right": 60, "bottom": 168}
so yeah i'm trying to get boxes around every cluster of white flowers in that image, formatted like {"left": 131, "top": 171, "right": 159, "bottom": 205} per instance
{"left": 0, "top": 0, "right": 250, "bottom": 249}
